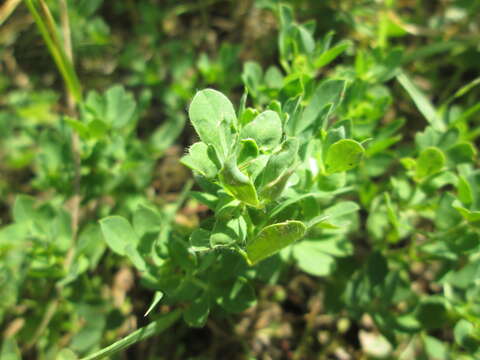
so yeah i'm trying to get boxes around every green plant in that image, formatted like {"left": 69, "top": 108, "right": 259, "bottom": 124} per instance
{"left": 2, "top": 1, "right": 480, "bottom": 359}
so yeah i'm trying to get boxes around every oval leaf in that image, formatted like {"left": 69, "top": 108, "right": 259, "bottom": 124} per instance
{"left": 181, "top": 142, "right": 219, "bottom": 178}
{"left": 416, "top": 146, "right": 445, "bottom": 179}
{"left": 324, "top": 139, "right": 364, "bottom": 174}
{"left": 188, "top": 89, "right": 236, "bottom": 160}
{"left": 241, "top": 110, "right": 282, "bottom": 151}
{"left": 99, "top": 216, "right": 139, "bottom": 256}
{"left": 247, "top": 220, "right": 306, "bottom": 264}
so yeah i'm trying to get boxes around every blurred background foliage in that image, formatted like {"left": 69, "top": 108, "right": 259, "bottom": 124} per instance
{"left": 0, "top": 0, "right": 479, "bottom": 359}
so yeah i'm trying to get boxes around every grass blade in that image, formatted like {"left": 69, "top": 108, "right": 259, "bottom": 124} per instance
{"left": 24, "top": 0, "right": 83, "bottom": 103}
{"left": 80, "top": 309, "right": 182, "bottom": 360}
{"left": 396, "top": 71, "right": 445, "bottom": 131}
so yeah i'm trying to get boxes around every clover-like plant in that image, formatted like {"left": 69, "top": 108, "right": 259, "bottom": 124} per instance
{"left": 182, "top": 86, "right": 365, "bottom": 265}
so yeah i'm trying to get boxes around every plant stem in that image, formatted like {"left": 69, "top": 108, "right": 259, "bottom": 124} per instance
{"left": 0, "top": 0, "right": 22, "bottom": 26}
{"left": 58, "top": 0, "right": 80, "bottom": 272}
{"left": 22, "top": 1, "right": 82, "bottom": 351}
{"left": 80, "top": 309, "right": 182, "bottom": 360}
{"left": 24, "top": 0, "right": 83, "bottom": 103}
{"left": 23, "top": 298, "right": 59, "bottom": 351}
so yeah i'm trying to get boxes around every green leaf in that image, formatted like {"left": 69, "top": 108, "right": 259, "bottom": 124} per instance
{"left": 132, "top": 204, "right": 162, "bottom": 239}
{"left": 210, "top": 217, "right": 247, "bottom": 247}
{"left": 190, "top": 191, "right": 218, "bottom": 210}
{"left": 265, "top": 66, "right": 284, "bottom": 89}
{"left": 446, "top": 142, "right": 476, "bottom": 164}
{"left": 397, "top": 71, "right": 445, "bottom": 131}
{"left": 244, "top": 154, "right": 270, "bottom": 182}
{"left": 215, "top": 196, "right": 242, "bottom": 220}
{"left": 77, "top": 224, "right": 106, "bottom": 270}
{"left": 149, "top": 116, "right": 186, "bottom": 155}
{"left": 99, "top": 216, "right": 139, "bottom": 256}
{"left": 189, "top": 228, "right": 211, "bottom": 252}
{"left": 181, "top": 142, "right": 219, "bottom": 178}
{"left": 269, "top": 192, "right": 340, "bottom": 220}
{"left": 105, "top": 85, "right": 136, "bottom": 128}
{"left": 81, "top": 310, "right": 182, "bottom": 360}
{"left": 240, "top": 110, "right": 282, "bottom": 151}
{"left": 435, "top": 193, "right": 462, "bottom": 230}
{"left": 366, "top": 252, "right": 388, "bottom": 286}
{"left": 450, "top": 77, "right": 480, "bottom": 102}
{"left": 293, "top": 241, "right": 336, "bottom": 276}
{"left": 168, "top": 238, "right": 197, "bottom": 272}
{"left": 124, "top": 244, "right": 147, "bottom": 272}
{"left": 87, "top": 119, "right": 109, "bottom": 138}
{"left": 219, "top": 157, "right": 259, "bottom": 207}
{"left": 368, "top": 47, "right": 403, "bottom": 82}
{"left": 144, "top": 291, "right": 164, "bottom": 317}
{"left": 64, "top": 116, "right": 90, "bottom": 139}
{"left": 258, "top": 138, "right": 299, "bottom": 188}
{"left": 239, "top": 107, "right": 258, "bottom": 127}
{"left": 216, "top": 277, "right": 256, "bottom": 313}
{"left": 366, "top": 135, "right": 403, "bottom": 157}
{"left": 323, "top": 125, "right": 347, "bottom": 153}
{"left": 184, "top": 296, "right": 210, "bottom": 327}
{"left": 0, "top": 338, "right": 21, "bottom": 360}
{"left": 324, "top": 139, "right": 364, "bottom": 174}
{"left": 247, "top": 220, "right": 306, "bottom": 264}
{"left": 454, "top": 319, "right": 478, "bottom": 351}
{"left": 238, "top": 139, "right": 259, "bottom": 164}
{"left": 390, "top": 313, "right": 421, "bottom": 333}
{"left": 452, "top": 200, "right": 480, "bottom": 222}
{"left": 242, "top": 61, "right": 263, "bottom": 97}
{"left": 188, "top": 89, "right": 236, "bottom": 160}
{"left": 314, "top": 40, "right": 351, "bottom": 68}
{"left": 415, "top": 126, "right": 441, "bottom": 150}
{"left": 12, "top": 194, "right": 36, "bottom": 223}
{"left": 295, "top": 79, "right": 345, "bottom": 135}
{"left": 70, "top": 304, "right": 106, "bottom": 354}
{"left": 58, "top": 256, "right": 90, "bottom": 287}
{"left": 296, "top": 25, "right": 315, "bottom": 54}
{"left": 415, "top": 147, "right": 445, "bottom": 179}
{"left": 259, "top": 168, "right": 295, "bottom": 202}
{"left": 57, "top": 349, "right": 79, "bottom": 360}
{"left": 415, "top": 297, "right": 449, "bottom": 330}
{"left": 457, "top": 175, "right": 473, "bottom": 206}
{"left": 423, "top": 335, "right": 448, "bottom": 360}
{"left": 317, "top": 172, "right": 346, "bottom": 191}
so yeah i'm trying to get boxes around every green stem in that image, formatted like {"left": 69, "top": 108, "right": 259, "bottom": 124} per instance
{"left": 24, "top": 0, "right": 83, "bottom": 103}
{"left": 80, "top": 309, "right": 182, "bottom": 360}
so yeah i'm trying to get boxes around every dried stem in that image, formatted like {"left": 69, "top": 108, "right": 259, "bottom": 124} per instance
{"left": 0, "top": 0, "right": 22, "bottom": 26}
